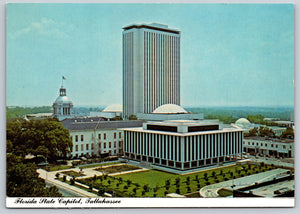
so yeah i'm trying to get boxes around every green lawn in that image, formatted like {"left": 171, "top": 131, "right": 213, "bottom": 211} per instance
{"left": 218, "top": 188, "right": 233, "bottom": 197}
{"left": 75, "top": 163, "right": 276, "bottom": 197}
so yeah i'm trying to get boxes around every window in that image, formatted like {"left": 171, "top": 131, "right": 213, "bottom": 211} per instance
{"left": 75, "top": 145, "right": 78, "bottom": 151}
{"left": 283, "top": 145, "right": 286, "bottom": 149}
{"left": 104, "top": 133, "right": 106, "bottom": 140}
{"left": 114, "top": 141, "right": 116, "bottom": 147}
{"left": 265, "top": 143, "right": 267, "bottom": 147}
{"left": 81, "top": 135, "right": 84, "bottom": 141}
{"left": 252, "top": 142, "right": 254, "bottom": 145}
{"left": 248, "top": 142, "right": 250, "bottom": 145}
{"left": 276, "top": 145, "right": 278, "bottom": 148}
{"left": 81, "top": 144, "right": 84, "bottom": 151}
{"left": 114, "top": 133, "right": 116, "bottom": 139}
{"left": 271, "top": 144, "right": 274, "bottom": 148}
{"left": 114, "top": 150, "right": 117, "bottom": 154}
{"left": 98, "top": 134, "right": 101, "bottom": 139}
{"left": 109, "top": 142, "right": 111, "bottom": 148}
{"left": 86, "top": 144, "right": 89, "bottom": 150}
{"left": 119, "top": 132, "right": 121, "bottom": 138}
{"left": 104, "top": 142, "right": 106, "bottom": 148}
{"left": 91, "top": 143, "right": 94, "bottom": 150}
{"left": 256, "top": 143, "right": 259, "bottom": 146}
{"left": 119, "top": 141, "right": 122, "bottom": 148}
{"left": 75, "top": 135, "right": 78, "bottom": 142}
{"left": 261, "top": 143, "right": 263, "bottom": 146}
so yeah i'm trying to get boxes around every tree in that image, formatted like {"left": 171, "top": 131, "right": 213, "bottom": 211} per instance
{"left": 6, "top": 154, "right": 62, "bottom": 197}
{"left": 258, "top": 126, "right": 275, "bottom": 138}
{"left": 128, "top": 114, "right": 138, "bottom": 120}
{"left": 7, "top": 118, "right": 72, "bottom": 162}
{"left": 245, "top": 127, "right": 258, "bottom": 137}
{"left": 111, "top": 116, "right": 123, "bottom": 121}
{"left": 280, "top": 127, "right": 294, "bottom": 139}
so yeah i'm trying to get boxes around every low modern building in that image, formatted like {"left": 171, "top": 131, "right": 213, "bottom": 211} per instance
{"left": 136, "top": 104, "right": 203, "bottom": 121}
{"left": 61, "top": 117, "right": 143, "bottom": 158}
{"left": 243, "top": 136, "right": 294, "bottom": 158}
{"left": 122, "top": 120, "right": 244, "bottom": 170}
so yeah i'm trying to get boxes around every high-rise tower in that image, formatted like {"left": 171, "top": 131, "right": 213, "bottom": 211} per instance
{"left": 122, "top": 23, "right": 180, "bottom": 119}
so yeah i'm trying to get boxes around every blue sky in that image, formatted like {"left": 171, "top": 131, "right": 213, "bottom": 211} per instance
{"left": 6, "top": 3, "right": 294, "bottom": 107}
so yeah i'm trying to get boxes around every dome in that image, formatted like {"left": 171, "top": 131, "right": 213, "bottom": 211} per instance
{"left": 102, "top": 104, "right": 122, "bottom": 113}
{"left": 235, "top": 118, "right": 251, "bottom": 128}
{"left": 152, "top": 104, "right": 187, "bottom": 114}
{"left": 54, "top": 96, "right": 73, "bottom": 104}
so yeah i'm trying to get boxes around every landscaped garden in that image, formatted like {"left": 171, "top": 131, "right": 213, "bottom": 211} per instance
{"left": 62, "top": 170, "right": 85, "bottom": 177}
{"left": 94, "top": 164, "right": 141, "bottom": 174}
{"left": 65, "top": 162, "right": 278, "bottom": 197}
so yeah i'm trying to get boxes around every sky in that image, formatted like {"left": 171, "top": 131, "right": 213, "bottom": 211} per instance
{"left": 6, "top": 3, "right": 294, "bottom": 107}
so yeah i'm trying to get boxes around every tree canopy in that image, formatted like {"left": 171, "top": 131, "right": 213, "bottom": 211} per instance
{"left": 280, "top": 127, "right": 294, "bottom": 139}
{"left": 7, "top": 153, "right": 62, "bottom": 197}
{"left": 7, "top": 118, "right": 72, "bottom": 162}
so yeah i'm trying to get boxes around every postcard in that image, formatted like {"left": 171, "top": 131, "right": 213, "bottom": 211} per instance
{"left": 5, "top": 2, "right": 294, "bottom": 208}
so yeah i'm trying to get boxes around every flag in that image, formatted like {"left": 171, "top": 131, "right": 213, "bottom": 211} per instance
{"left": 62, "top": 76, "right": 66, "bottom": 80}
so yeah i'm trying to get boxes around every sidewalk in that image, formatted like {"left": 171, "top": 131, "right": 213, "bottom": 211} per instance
{"left": 37, "top": 169, "right": 98, "bottom": 197}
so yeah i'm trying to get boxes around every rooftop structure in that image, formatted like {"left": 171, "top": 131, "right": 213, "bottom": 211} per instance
{"left": 62, "top": 118, "right": 142, "bottom": 131}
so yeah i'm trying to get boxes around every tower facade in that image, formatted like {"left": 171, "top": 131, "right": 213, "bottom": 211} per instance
{"left": 122, "top": 23, "right": 180, "bottom": 119}
{"left": 53, "top": 86, "right": 74, "bottom": 121}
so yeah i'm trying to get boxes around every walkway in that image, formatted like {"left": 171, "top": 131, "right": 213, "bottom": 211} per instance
{"left": 199, "top": 168, "right": 290, "bottom": 198}
{"left": 37, "top": 169, "right": 98, "bottom": 197}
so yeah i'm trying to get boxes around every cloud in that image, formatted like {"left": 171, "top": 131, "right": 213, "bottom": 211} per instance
{"left": 9, "top": 18, "right": 74, "bottom": 40}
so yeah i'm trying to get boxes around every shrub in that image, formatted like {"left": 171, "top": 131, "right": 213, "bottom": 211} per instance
{"left": 70, "top": 178, "right": 75, "bottom": 185}
{"left": 55, "top": 173, "right": 60, "bottom": 179}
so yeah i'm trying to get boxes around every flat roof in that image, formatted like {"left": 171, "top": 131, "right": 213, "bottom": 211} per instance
{"left": 123, "top": 23, "right": 180, "bottom": 34}
{"left": 62, "top": 118, "right": 143, "bottom": 131}
{"left": 121, "top": 127, "right": 243, "bottom": 136}
{"left": 148, "top": 120, "right": 219, "bottom": 127}
{"left": 244, "top": 136, "right": 294, "bottom": 143}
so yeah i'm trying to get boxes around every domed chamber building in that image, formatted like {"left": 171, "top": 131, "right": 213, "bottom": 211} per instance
{"left": 234, "top": 118, "right": 251, "bottom": 129}
{"left": 53, "top": 86, "right": 74, "bottom": 121}
{"left": 90, "top": 104, "right": 123, "bottom": 119}
{"left": 136, "top": 104, "right": 203, "bottom": 121}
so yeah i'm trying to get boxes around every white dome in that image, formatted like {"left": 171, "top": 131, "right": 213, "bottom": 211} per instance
{"left": 54, "top": 96, "right": 73, "bottom": 104}
{"left": 152, "top": 104, "right": 187, "bottom": 114}
{"left": 235, "top": 118, "right": 251, "bottom": 128}
{"left": 102, "top": 104, "right": 122, "bottom": 113}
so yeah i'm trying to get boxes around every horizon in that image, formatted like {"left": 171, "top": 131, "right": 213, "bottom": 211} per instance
{"left": 6, "top": 4, "right": 294, "bottom": 107}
